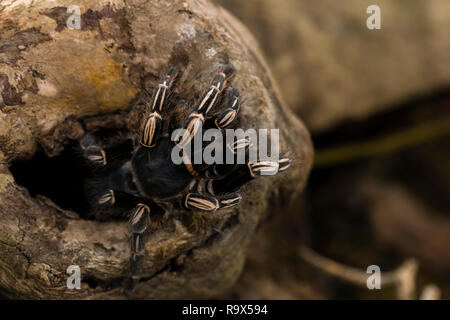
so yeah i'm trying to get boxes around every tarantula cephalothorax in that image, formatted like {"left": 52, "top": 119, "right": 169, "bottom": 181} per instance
{"left": 79, "top": 64, "right": 292, "bottom": 295}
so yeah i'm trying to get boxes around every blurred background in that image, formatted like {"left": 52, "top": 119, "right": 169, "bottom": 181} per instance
{"left": 214, "top": 0, "right": 450, "bottom": 299}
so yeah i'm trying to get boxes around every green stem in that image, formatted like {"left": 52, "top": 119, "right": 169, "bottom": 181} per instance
{"left": 314, "top": 116, "right": 450, "bottom": 168}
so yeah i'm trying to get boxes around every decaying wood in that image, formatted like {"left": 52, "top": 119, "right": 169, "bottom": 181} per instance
{"left": 0, "top": 0, "right": 313, "bottom": 299}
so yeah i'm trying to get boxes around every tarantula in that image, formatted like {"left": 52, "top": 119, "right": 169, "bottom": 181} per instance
{"left": 79, "top": 64, "right": 292, "bottom": 295}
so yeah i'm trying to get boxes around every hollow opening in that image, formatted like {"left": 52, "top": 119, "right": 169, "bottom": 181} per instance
{"left": 9, "top": 141, "right": 91, "bottom": 215}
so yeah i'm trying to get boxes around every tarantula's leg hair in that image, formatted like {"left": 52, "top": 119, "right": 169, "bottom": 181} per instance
{"left": 212, "top": 154, "right": 293, "bottom": 194}
{"left": 124, "top": 203, "right": 151, "bottom": 295}
{"left": 217, "top": 192, "right": 242, "bottom": 209}
{"left": 200, "top": 135, "right": 251, "bottom": 179}
{"left": 139, "top": 111, "right": 162, "bottom": 148}
{"left": 183, "top": 191, "right": 242, "bottom": 212}
{"left": 140, "top": 67, "right": 178, "bottom": 148}
{"left": 278, "top": 156, "right": 292, "bottom": 172}
{"left": 80, "top": 133, "right": 107, "bottom": 166}
{"left": 215, "top": 88, "right": 240, "bottom": 129}
{"left": 155, "top": 201, "right": 174, "bottom": 221}
{"left": 176, "top": 65, "right": 236, "bottom": 148}
{"left": 148, "top": 66, "right": 178, "bottom": 113}
{"left": 80, "top": 132, "right": 135, "bottom": 168}
{"left": 183, "top": 193, "right": 219, "bottom": 212}
{"left": 195, "top": 64, "right": 235, "bottom": 115}
{"left": 97, "top": 189, "right": 116, "bottom": 207}
{"left": 227, "top": 136, "right": 251, "bottom": 155}
{"left": 176, "top": 112, "right": 205, "bottom": 149}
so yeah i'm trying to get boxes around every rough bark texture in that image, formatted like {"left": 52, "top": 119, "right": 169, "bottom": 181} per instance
{"left": 0, "top": 0, "right": 312, "bottom": 299}
{"left": 216, "top": 0, "right": 450, "bottom": 132}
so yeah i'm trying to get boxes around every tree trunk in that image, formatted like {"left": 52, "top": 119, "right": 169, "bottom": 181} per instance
{"left": 0, "top": 0, "right": 312, "bottom": 299}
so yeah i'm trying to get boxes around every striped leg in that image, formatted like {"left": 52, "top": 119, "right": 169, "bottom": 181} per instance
{"left": 201, "top": 135, "right": 251, "bottom": 179}
{"left": 97, "top": 189, "right": 116, "bottom": 207}
{"left": 140, "top": 67, "right": 178, "bottom": 148}
{"left": 80, "top": 132, "right": 135, "bottom": 168}
{"left": 215, "top": 88, "right": 240, "bottom": 129}
{"left": 177, "top": 79, "right": 240, "bottom": 179}
{"left": 211, "top": 154, "right": 293, "bottom": 194}
{"left": 189, "top": 87, "right": 241, "bottom": 179}
{"left": 176, "top": 64, "right": 235, "bottom": 149}
{"left": 183, "top": 178, "right": 241, "bottom": 212}
{"left": 80, "top": 133, "right": 107, "bottom": 166}
{"left": 124, "top": 203, "right": 151, "bottom": 295}
{"left": 183, "top": 192, "right": 242, "bottom": 212}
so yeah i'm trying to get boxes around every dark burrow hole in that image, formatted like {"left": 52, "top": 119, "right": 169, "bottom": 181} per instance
{"left": 9, "top": 122, "right": 147, "bottom": 222}
{"left": 10, "top": 141, "right": 92, "bottom": 216}
{"left": 82, "top": 275, "right": 124, "bottom": 290}
{"left": 82, "top": 276, "right": 100, "bottom": 289}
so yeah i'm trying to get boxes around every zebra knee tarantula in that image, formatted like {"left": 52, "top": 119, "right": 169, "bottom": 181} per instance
{"left": 79, "top": 64, "right": 292, "bottom": 295}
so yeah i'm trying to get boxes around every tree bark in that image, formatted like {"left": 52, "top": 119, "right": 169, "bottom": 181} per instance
{"left": 0, "top": 0, "right": 313, "bottom": 299}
